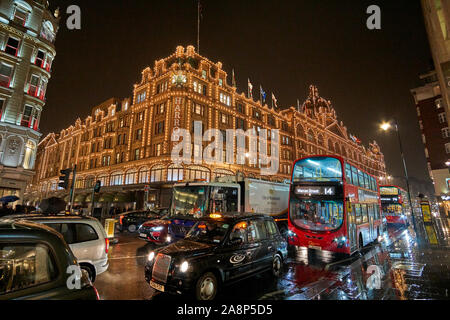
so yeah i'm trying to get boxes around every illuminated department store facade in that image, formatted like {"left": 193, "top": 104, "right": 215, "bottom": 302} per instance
{"left": 25, "top": 45, "right": 386, "bottom": 211}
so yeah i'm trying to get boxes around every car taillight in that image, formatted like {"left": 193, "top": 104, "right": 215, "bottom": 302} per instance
{"left": 119, "top": 216, "right": 124, "bottom": 225}
{"left": 105, "top": 238, "right": 109, "bottom": 254}
{"left": 93, "top": 286, "right": 100, "bottom": 300}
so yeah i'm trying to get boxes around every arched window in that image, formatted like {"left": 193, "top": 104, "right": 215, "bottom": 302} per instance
{"left": 85, "top": 176, "right": 95, "bottom": 188}
{"left": 124, "top": 169, "right": 137, "bottom": 185}
{"left": 185, "top": 166, "right": 210, "bottom": 181}
{"left": 167, "top": 164, "right": 183, "bottom": 182}
{"left": 138, "top": 167, "right": 149, "bottom": 184}
{"left": 97, "top": 174, "right": 108, "bottom": 187}
{"left": 297, "top": 125, "right": 306, "bottom": 139}
{"left": 150, "top": 165, "right": 165, "bottom": 182}
{"left": 75, "top": 177, "right": 84, "bottom": 189}
{"left": 214, "top": 169, "right": 234, "bottom": 179}
{"left": 110, "top": 171, "right": 123, "bottom": 186}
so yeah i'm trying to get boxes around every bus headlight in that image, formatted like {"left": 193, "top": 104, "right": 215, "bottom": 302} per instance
{"left": 180, "top": 261, "right": 189, "bottom": 273}
{"left": 148, "top": 251, "right": 155, "bottom": 262}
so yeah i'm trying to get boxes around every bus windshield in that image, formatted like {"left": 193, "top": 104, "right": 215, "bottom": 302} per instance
{"left": 290, "top": 198, "right": 344, "bottom": 232}
{"left": 293, "top": 157, "right": 343, "bottom": 183}
{"left": 171, "top": 186, "right": 209, "bottom": 218}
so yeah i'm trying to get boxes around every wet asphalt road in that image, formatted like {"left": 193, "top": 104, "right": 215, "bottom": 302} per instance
{"left": 94, "top": 224, "right": 450, "bottom": 300}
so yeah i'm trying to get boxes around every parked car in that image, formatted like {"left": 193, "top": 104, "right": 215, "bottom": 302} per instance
{"left": 3, "top": 215, "right": 109, "bottom": 282}
{"left": 118, "top": 208, "right": 168, "bottom": 233}
{"left": 0, "top": 219, "right": 99, "bottom": 300}
{"left": 144, "top": 213, "right": 288, "bottom": 300}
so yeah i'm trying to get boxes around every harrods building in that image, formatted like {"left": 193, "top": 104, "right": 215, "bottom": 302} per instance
{"left": 25, "top": 45, "right": 387, "bottom": 212}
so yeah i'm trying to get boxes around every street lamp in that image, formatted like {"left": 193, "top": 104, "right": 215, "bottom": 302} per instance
{"left": 380, "top": 118, "right": 418, "bottom": 235}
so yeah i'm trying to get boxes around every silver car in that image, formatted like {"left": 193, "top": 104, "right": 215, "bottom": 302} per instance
{"left": 14, "top": 215, "right": 109, "bottom": 282}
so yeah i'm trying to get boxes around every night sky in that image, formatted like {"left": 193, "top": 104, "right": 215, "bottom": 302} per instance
{"left": 44, "top": 0, "right": 434, "bottom": 195}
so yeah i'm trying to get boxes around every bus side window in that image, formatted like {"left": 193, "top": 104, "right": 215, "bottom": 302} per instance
{"left": 351, "top": 166, "right": 358, "bottom": 187}
{"left": 371, "top": 177, "right": 377, "bottom": 192}
{"left": 361, "top": 204, "right": 368, "bottom": 223}
{"left": 355, "top": 204, "right": 361, "bottom": 224}
{"left": 364, "top": 173, "right": 369, "bottom": 190}
{"left": 358, "top": 170, "right": 364, "bottom": 188}
{"left": 345, "top": 164, "right": 352, "bottom": 185}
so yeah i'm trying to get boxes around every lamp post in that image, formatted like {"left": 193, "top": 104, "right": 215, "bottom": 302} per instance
{"left": 380, "top": 118, "right": 418, "bottom": 235}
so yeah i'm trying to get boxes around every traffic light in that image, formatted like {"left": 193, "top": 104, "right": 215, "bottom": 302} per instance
{"left": 94, "top": 180, "right": 101, "bottom": 193}
{"left": 58, "top": 168, "right": 72, "bottom": 190}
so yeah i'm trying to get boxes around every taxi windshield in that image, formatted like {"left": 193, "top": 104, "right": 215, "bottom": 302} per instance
{"left": 170, "top": 186, "right": 209, "bottom": 218}
{"left": 185, "top": 220, "right": 230, "bottom": 244}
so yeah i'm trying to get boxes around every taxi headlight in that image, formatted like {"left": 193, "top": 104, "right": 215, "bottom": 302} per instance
{"left": 148, "top": 251, "right": 155, "bottom": 262}
{"left": 180, "top": 261, "right": 189, "bottom": 272}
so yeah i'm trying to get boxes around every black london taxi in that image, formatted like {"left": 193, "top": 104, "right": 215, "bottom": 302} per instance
{"left": 144, "top": 213, "right": 288, "bottom": 300}
{"left": 0, "top": 219, "right": 99, "bottom": 300}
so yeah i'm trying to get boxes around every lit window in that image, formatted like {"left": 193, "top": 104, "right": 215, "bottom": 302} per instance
{"left": 134, "top": 148, "right": 140, "bottom": 160}
{"left": 21, "top": 105, "right": 33, "bottom": 127}
{"left": 156, "top": 144, "right": 161, "bottom": 156}
{"left": 0, "top": 63, "right": 13, "bottom": 88}
{"left": 442, "top": 127, "right": 450, "bottom": 138}
{"left": 438, "top": 112, "right": 447, "bottom": 124}
{"left": 446, "top": 143, "right": 450, "bottom": 154}
{"left": 202, "top": 70, "right": 207, "bottom": 79}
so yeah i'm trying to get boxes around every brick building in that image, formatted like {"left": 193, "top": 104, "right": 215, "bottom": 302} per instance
{"left": 411, "top": 70, "right": 450, "bottom": 220}
{"left": 25, "top": 45, "right": 386, "bottom": 212}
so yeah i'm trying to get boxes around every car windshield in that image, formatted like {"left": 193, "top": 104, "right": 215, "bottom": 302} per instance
{"left": 290, "top": 198, "right": 344, "bottom": 232}
{"left": 170, "top": 186, "right": 208, "bottom": 218}
{"left": 185, "top": 220, "right": 230, "bottom": 244}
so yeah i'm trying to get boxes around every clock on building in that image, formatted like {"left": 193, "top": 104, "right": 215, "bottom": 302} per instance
{"left": 172, "top": 71, "right": 187, "bottom": 87}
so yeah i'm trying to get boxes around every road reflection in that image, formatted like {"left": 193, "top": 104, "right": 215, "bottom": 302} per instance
{"left": 95, "top": 222, "right": 449, "bottom": 300}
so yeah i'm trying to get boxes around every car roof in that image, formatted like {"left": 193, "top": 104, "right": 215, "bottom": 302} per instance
{"left": 1, "top": 213, "right": 100, "bottom": 223}
{"left": 0, "top": 218, "right": 68, "bottom": 241}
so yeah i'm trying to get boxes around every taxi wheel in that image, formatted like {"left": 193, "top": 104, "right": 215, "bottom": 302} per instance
{"left": 271, "top": 254, "right": 282, "bottom": 278}
{"left": 196, "top": 272, "right": 218, "bottom": 300}
{"left": 127, "top": 224, "right": 137, "bottom": 233}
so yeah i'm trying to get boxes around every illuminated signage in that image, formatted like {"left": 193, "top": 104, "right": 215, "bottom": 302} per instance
{"left": 380, "top": 187, "right": 399, "bottom": 196}
{"left": 381, "top": 196, "right": 399, "bottom": 203}
{"left": 295, "top": 186, "right": 336, "bottom": 196}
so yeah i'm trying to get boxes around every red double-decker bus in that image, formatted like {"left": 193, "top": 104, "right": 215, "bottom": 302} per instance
{"left": 380, "top": 185, "right": 410, "bottom": 226}
{"left": 287, "top": 155, "right": 383, "bottom": 255}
